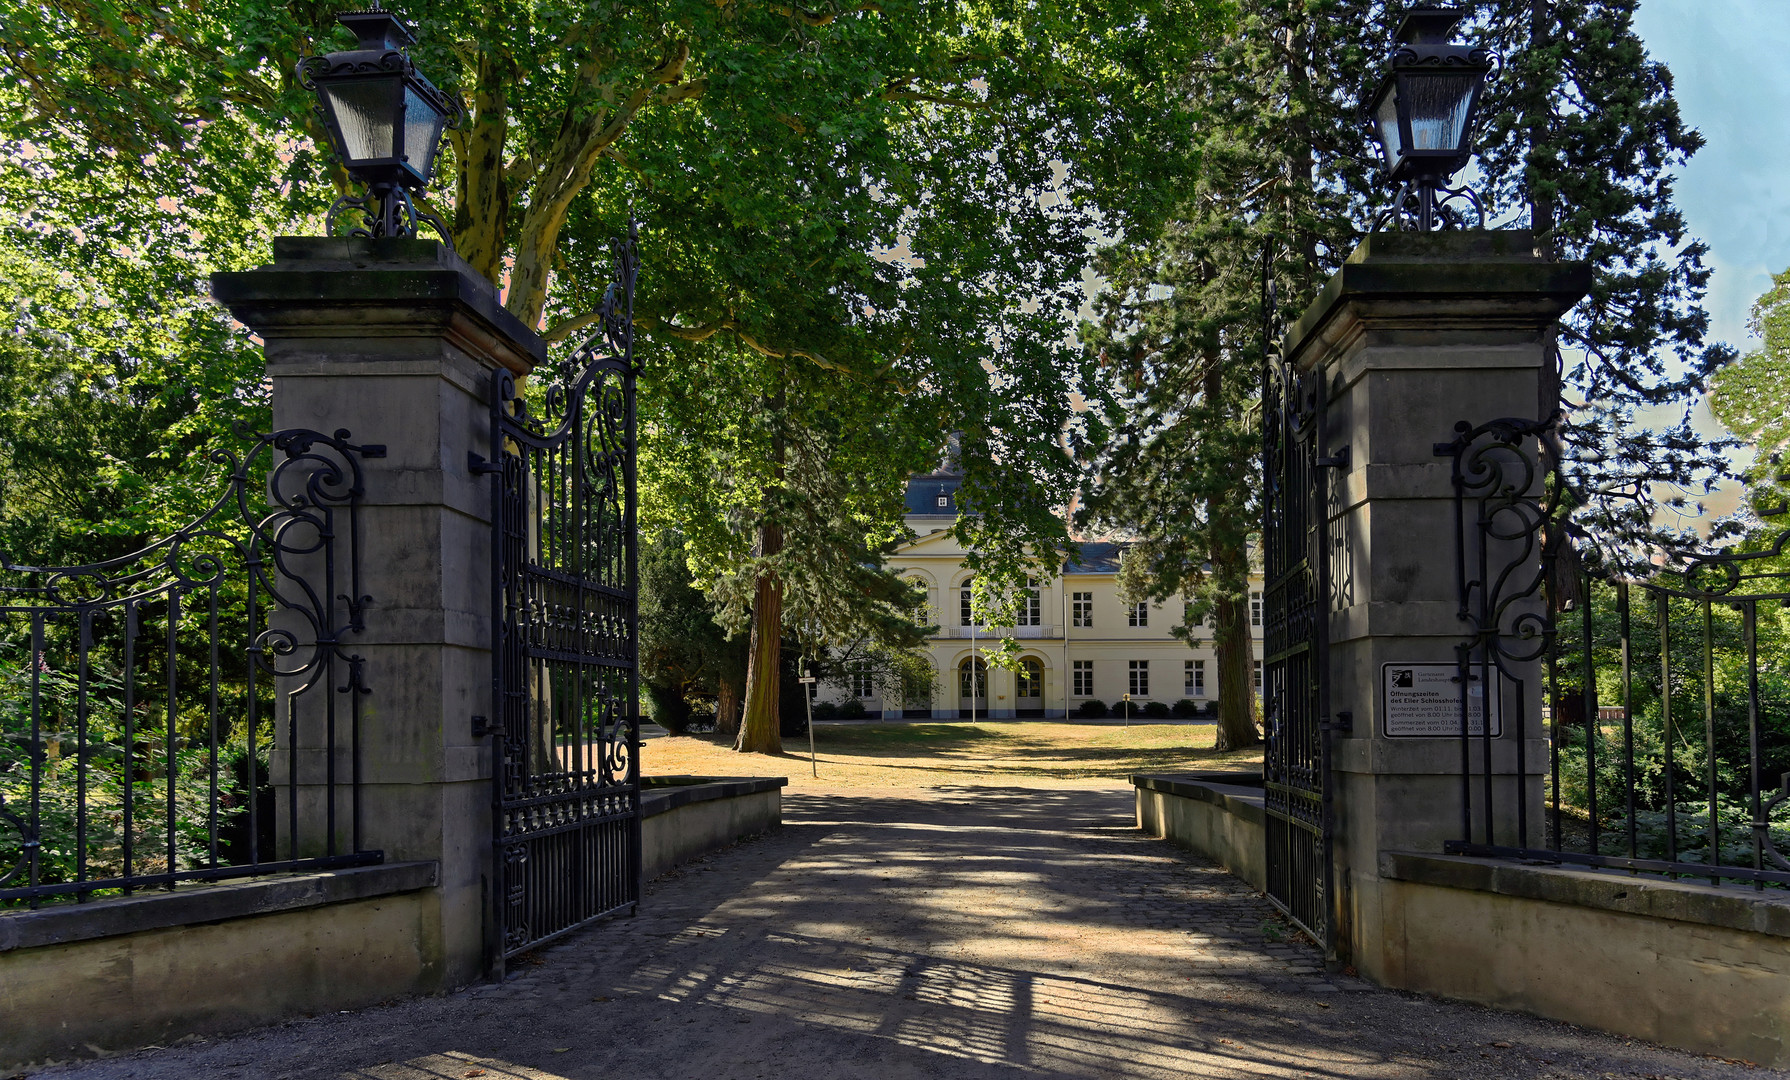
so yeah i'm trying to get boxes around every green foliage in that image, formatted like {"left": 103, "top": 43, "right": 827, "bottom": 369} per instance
{"left": 1075, "top": 698, "right": 1108, "bottom": 719}
{"left": 1171, "top": 698, "right": 1202, "bottom": 718}
{"left": 1708, "top": 266, "right": 1790, "bottom": 510}
{"left": 1549, "top": 575, "right": 1790, "bottom": 871}
{"left": 1142, "top": 700, "right": 1171, "bottom": 719}
{"left": 0, "top": 642, "right": 260, "bottom": 901}
{"left": 0, "top": 129, "right": 285, "bottom": 567}
{"left": 638, "top": 532, "right": 747, "bottom": 732}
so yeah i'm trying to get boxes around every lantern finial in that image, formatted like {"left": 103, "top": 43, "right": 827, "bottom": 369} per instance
{"left": 1365, "top": 5, "right": 1497, "bottom": 231}
{"left": 297, "top": 7, "right": 460, "bottom": 245}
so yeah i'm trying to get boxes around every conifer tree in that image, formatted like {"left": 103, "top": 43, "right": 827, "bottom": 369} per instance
{"left": 1078, "top": 0, "right": 1382, "bottom": 750}
{"left": 1082, "top": 0, "right": 1732, "bottom": 752}
{"left": 1472, "top": 0, "right": 1735, "bottom": 556}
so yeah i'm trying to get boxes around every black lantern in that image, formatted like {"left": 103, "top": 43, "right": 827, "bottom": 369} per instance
{"left": 298, "top": 8, "right": 458, "bottom": 242}
{"left": 1365, "top": 5, "right": 1496, "bottom": 231}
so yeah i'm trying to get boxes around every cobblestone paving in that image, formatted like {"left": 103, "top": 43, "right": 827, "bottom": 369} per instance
{"left": 32, "top": 786, "right": 1783, "bottom": 1080}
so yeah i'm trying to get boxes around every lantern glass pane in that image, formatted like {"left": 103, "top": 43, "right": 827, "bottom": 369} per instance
{"left": 322, "top": 79, "right": 401, "bottom": 163}
{"left": 1374, "top": 87, "right": 1402, "bottom": 168}
{"left": 403, "top": 85, "right": 447, "bottom": 180}
{"left": 1403, "top": 73, "right": 1477, "bottom": 153}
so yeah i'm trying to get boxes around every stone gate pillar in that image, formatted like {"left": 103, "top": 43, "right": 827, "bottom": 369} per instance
{"left": 212, "top": 237, "right": 543, "bottom": 987}
{"left": 1279, "top": 231, "right": 1589, "bottom": 980}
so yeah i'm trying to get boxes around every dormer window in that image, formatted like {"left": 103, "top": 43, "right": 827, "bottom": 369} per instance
{"left": 936, "top": 494, "right": 948, "bottom": 507}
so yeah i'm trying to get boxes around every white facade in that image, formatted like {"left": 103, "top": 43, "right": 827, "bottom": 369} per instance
{"left": 814, "top": 473, "right": 1265, "bottom": 719}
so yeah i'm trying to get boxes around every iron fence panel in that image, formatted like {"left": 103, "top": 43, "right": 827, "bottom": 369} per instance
{"left": 0, "top": 429, "right": 383, "bottom": 906}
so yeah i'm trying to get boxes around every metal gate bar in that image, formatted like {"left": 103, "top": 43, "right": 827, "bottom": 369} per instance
{"left": 1260, "top": 248, "right": 1336, "bottom": 952}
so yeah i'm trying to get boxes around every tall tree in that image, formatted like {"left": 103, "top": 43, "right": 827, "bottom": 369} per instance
{"left": 1078, "top": 0, "right": 1382, "bottom": 751}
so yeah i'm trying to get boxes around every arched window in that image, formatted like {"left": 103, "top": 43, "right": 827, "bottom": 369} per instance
{"left": 1016, "top": 657, "right": 1043, "bottom": 697}
{"left": 958, "top": 656, "right": 987, "bottom": 698}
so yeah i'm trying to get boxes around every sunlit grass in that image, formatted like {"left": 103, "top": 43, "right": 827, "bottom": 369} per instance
{"left": 642, "top": 721, "right": 1264, "bottom": 791}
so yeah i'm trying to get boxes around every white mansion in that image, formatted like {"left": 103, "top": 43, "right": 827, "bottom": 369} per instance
{"left": 816, "top": 471, "right": 1266, "bottom": 719}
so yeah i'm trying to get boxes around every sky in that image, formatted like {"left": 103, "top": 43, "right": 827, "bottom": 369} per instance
{"left": 1632, "top": 0, "right": 1790, "bottom": 351}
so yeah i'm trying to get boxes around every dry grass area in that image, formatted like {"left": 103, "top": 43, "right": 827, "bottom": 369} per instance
{"left": 642, "top": 720, "right": 1264, "bottom": 791}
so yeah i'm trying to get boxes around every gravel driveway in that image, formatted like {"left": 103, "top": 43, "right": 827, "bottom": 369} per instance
{"left": 26, "top": 786, "right": 1780, "bottom": 1080}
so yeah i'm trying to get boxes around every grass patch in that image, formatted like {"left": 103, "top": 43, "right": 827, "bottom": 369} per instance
{"left": 643, "top": 721, "right": 1263, "bottom": 791}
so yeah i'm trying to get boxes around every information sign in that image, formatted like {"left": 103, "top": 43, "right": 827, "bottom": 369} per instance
{"left": 1380, "top": 662, "right": 1502, "bottom": 738}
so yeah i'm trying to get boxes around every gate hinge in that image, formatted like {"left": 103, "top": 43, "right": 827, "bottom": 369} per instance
{"left": 1316, "top": 445, "right": 1350, "bottom": 470}
{"left": 472, "top": 715, "right": 495, "bottom": 739}
{"left": 468, "top": 452, "right": 502, "bottom": 476}
{"left": 1321, "top": 710, "right": 1353, "bottom": 735}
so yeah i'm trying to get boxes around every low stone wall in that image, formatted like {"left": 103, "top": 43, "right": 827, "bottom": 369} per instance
{"left": 1377, "top": 852, "right": 1790, "bottom": 1067}
{"left": 1131, "top": 773, "right": 1790, "bottom": 1066}
{"left": 642, "top": 776, "right": 787, "bottom": 880}
{"left": 1132, "top": 772, "right": 1266, "bottom": 891}
{"left": 0, "top": 863, "right": 438, "bottom": 1071}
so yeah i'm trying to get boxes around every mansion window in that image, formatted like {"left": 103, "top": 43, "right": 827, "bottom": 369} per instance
{"left": 1186, "top": 659, "right": 1205, "bottom": 697}
{"left": 1128, "top": 601, "right": 1148, "bottom": 627}
{"left": 1129, "top": 660, "right": 1149, "bottom": 697}
{"left": 1073, "top": 660, "right": 1093, "bottom": 697}
{"left": 906, "top": 579, "right": 929, "bottom": 626}
{"left": 1250, "top": 591, "right": 1263, "bottom": 627}
{"left": 960, "top": 578, "right": 975, "bottom": 626}
{"left": 1019, "top": 579, "right": 1041, "bottom": 627}
{"left": 852, "top": 663, "right": 876, "bottom": 698}
{"left": 1254, "top": 660, "right": 1263, "bottom": 694}
{"left": 1072, "top": 592, "right": 1093, "bottom": 627}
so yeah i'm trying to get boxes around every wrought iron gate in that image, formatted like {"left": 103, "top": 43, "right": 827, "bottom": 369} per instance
{"left": 1260, "top": 257, "right": 1336, "bottom": 950}
{"left": 483, "top": 227, "right": 641, "bottom": 965}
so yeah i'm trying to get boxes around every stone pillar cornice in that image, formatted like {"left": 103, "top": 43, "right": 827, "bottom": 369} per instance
{"left": 212, "top": 236, "right": 545, "bottom": 376}
{"left": 1282, "top": 230, "right": 1592, "bottom": 374}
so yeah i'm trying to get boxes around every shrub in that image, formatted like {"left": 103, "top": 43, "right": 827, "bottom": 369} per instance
{"left": 1142, "top": 700, "right": 1171, "bottom": 719}
{"left": 811, "top": 700, "right": 840, "bottom": 720}
{"left": 1171, "top": 698, "right": 1201, "bottom": 718}
{"left": 1074, "top": 698, "right": 1107, "bottom": 719}
{"left": 644, "top": 683, "right": 693, "bottom": 734}
{"left": 839, "top": 699, "right": 868, "bottom": 719}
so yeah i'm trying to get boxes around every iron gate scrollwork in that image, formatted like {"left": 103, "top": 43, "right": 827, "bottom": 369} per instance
{"left": 1260, "top": 249, "right": 1337, "bottom": 950}
{"left": 484, "top": 225, "right": 641, "bottom": 964}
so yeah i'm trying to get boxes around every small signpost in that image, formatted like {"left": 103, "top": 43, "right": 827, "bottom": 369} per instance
{"left": 1122, "top": 692, "right": 1131, "bottom": 728}
{"left": 799, "top": 671, "right": 818, "bottom": 776}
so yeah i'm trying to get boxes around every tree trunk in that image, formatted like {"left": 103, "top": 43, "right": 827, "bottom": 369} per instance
{"left": 735, "top": 521, "right": 784, "bottom": 754}
{"left": 1209, "top": 520, "right": 1260, "bottom": 752}
{"left": 715, "top": 677, "right": 742, "bottom": 742}
{"left": 736, "top": 389, "right": 787, "bottom": 755}
{"left": 451, "top": 35, "right": 513, "bottom": 286}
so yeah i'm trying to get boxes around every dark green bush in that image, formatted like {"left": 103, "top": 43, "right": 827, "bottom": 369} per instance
{"left": 1142, "top": 700, "right": 1171, "bottom": 718}
{"left": 1074, "top": 698, "right": 1107, "bottom": 719}
{"left": 1171, "top": 698, "right": 1201, "bottom": 717}
{"left": 839, "top": 699, "right": 868, "bottom": 719}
